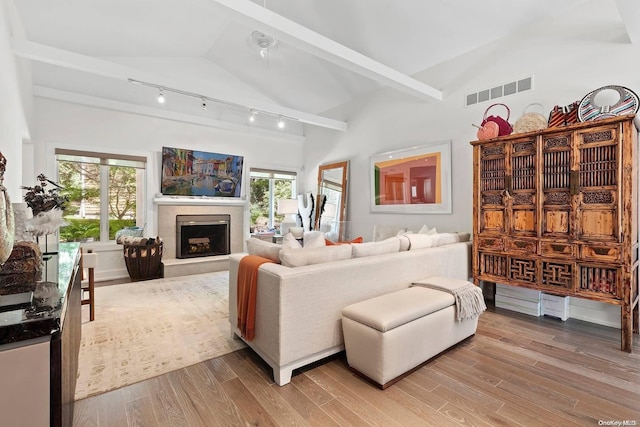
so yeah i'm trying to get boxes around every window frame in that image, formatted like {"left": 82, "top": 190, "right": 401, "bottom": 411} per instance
{"left": 249, "top": 167, "right": 297, "bottom": 231}
{"left": 55, "top": 148, "right": 147, "bottom": 242}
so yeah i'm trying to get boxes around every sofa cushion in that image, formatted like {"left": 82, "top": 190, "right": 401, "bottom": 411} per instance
{"left": 352, "top": 237, "right": 401, "bottom": 258}
{"left": 246, "top": 238, "right": 281, "bottom": 263}
{"left": 303, "top": 231, "right": 326, "bottom": 248}
{"left": 279, "top": 244, "right": 353, "bottom": 267}
{"left": 406, "top": 233, "right": 439, "bottom": 250}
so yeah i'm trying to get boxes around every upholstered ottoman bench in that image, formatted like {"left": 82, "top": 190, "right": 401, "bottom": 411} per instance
{"left": 341, "top": 283, "right": 481, "bottom": 388}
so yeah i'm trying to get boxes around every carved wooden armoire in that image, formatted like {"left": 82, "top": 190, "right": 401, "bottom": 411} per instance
{"left": 471, "top": 114, "right": 639, "bottom": 352}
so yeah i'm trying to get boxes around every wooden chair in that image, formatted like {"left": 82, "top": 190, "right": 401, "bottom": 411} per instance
{"left": 81, "top": 249, "right": 98, "bottom": 321}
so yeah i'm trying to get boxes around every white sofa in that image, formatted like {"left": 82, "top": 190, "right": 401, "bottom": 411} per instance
{"left": 228, "top": 237, "right": 472, "bottom": 386}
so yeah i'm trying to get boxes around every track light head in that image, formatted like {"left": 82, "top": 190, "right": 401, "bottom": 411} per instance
{"left": 249, "top": 110, "right": 256, "bottom": 122}
{"left": 201, "top": 97, "right": 207, "bottom": 110}
{"left": 278, "top": 116, "right": 285, "bottom": 129}
{"left": 157, "top": 89, "right": 165, "bottom": 104}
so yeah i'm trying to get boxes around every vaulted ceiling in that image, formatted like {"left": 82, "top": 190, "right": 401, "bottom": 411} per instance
{"left": 7, "top": 0, "right": 638, "bottom": 137}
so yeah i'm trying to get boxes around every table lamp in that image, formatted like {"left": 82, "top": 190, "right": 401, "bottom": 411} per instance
{"left": 277, "top": 198, "right": 299, "bottom": 235}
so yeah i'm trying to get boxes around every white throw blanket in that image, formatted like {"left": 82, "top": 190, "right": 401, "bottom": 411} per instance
{"left": 412, "top": 277, "right": 487, "bottom": 322}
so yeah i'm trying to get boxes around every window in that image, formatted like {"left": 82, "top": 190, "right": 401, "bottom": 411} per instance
{"left": 56, "top": 149, "right": 146, "bottom": 242}
{"left": 249, "top": 168, "right": 296, "bottom": 233}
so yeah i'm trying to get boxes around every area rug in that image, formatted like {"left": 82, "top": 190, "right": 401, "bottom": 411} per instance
{"left": 74, "top": 271, "right": 246, "bottom": 400}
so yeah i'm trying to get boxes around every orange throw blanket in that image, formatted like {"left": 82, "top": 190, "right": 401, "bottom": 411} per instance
{"left": 237, "top": 255, "right": 275, "bottom": 341}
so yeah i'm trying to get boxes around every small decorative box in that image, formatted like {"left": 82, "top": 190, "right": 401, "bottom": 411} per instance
{"left": 541, "top": 293, "right": 570, "bottom": 321}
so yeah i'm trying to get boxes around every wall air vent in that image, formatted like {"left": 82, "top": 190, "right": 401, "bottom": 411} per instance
{"left": 466, "top": 76, "right": 533, "bottom": 107}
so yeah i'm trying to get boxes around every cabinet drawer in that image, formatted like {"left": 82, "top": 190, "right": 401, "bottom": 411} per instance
{"left": 506, "top": 238, "right": 537, "bottom": 254}
{"left": 580, "top": 244, "right": 621, "bottom": 263}
{"left": 540, "top": 241, "right": 575, "bottom": 258}
{"left": 477, "top": 237, "right": 504, "bottom": 251}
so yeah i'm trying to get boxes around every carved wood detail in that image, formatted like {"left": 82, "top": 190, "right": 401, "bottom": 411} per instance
{"left": 471, "top": 116, "right": 638, "bottom": 352}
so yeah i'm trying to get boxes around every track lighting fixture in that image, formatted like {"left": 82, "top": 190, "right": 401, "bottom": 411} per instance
{"left": 129, "top": 79, "right": 297, "bottom": 130}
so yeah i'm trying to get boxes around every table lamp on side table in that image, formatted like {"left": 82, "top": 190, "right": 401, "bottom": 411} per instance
{"left": 277, "top": 198, "right": 299, "bottom": 235}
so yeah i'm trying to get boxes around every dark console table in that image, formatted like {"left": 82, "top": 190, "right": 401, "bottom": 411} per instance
{"left": 0, "top": 242, "right": 81, "bottom": 427}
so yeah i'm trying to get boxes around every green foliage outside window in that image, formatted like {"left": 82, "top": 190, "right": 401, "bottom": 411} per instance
{"left": 249, "top": 177, "right": 293, "bottom": 232}
{"left": 57, "top": 160, "right": 139, "bottom": 242}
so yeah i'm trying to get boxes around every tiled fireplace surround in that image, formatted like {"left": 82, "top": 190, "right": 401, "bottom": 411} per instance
{"left": 156, "top": 198, "right": 246, "bottom": 278}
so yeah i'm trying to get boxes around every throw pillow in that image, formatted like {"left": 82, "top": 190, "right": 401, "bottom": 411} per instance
{"left": 325, "top": 236, "right": 363, "bottom": 245}
{"left": 282, "top": 233, "right": 302, "bottom": 249}
{"left": 246, "top": 238, "right": 281, "bottom": 263}
{"left": 372, "top": 225, "right": 408, "bottom": 242}
{"left": 351, "top": 237, "right": 401, "bottom": 258}
{"left": 279, "top": 244, "right": 352, "bottom": 267}
{"left": 303, "top": 231, "right": 326, "bottom": 248}
{"left": 406, "top": 233, "right": 439, "bottom": 250}
{"left": 418, "top": 225, "right": 437, "bottom": 235}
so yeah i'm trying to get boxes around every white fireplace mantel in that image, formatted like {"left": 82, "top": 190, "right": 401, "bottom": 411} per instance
{"left": 153, "top": 196, "right": 247, "bottom": 207}
{"left": 156, "top": 199, "right": 247, "bottom": 278}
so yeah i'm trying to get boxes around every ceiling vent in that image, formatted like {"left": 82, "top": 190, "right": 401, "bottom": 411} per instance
{"left": 466, "top": 76, "right": 533, "bottom": 107}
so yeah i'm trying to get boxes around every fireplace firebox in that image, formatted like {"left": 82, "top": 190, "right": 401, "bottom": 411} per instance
{"left": 176, "top": 214, "right": 230, "bottom": 259}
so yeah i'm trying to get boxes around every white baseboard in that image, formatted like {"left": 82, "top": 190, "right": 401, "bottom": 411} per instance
{"left": 568, "top": 297, "right": 620, "bottom": 329}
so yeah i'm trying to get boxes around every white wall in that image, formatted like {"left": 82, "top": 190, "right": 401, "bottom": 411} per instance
{"left": 0, "top": 0, "right": 32, "bottom": 200}
{"left": 30, "top": 97, "right": 305, "bottom": 279}
{"left": 303, "top": 0, "right": 632, "bottom": 326}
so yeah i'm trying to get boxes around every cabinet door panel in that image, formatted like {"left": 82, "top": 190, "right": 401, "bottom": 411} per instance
{"left": 578, "top": 209, "right": 618, "bottom": 240}
{"left": 575, "top": 125, "right": 620, "bottom": 242}
{"left": 481, "top": 210, "right": 505, "bottom": 233}
{"left": 512, "top": 209, "right": 535, "bottom": 233}
{"left": 543, "top": 209, "right": 570, "bottom": 234}
{"left": 542, "top": 133, "right": 573, "bottom": 238}
{"left": 510, "top": 139, "right": 537, "bottom": 236}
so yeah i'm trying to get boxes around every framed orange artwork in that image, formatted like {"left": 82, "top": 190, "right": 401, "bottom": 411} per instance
{"left": 370, "top": 141, "right": 452, "bottom": 214}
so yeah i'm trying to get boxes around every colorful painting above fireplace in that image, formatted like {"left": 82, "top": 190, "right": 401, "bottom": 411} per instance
{"left": 161, "top": 146, "right": 244, "bottom": 197}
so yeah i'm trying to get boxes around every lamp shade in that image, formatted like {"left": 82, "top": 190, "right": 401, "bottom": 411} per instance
{"left": 277, "top": 198, "right": 299, "bottom": 215}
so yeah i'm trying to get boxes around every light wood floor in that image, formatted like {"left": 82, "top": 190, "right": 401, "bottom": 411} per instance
{"left": 73, "top": 305, "right": 640, "bottom": 427}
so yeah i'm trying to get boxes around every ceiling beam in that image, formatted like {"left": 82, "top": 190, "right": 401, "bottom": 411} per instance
{"left": 616, "top": 0, "right": 640, "bottom": 43}
{"left": 208, "top": 0, "right": 442, "bottom": 102}
{"left": 11, "top": 38, "right": 348, "bottom": 131}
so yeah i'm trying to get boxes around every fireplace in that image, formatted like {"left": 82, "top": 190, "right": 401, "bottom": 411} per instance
{"left": 176, "top": 214, "right": 230, "bottom": 259}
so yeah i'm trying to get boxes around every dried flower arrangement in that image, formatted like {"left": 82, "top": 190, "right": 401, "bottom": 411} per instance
{"left": 21, "top": 174, "right": 68, "bottom": 216}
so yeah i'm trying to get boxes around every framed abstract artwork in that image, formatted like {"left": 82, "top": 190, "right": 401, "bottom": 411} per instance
{"left": 370, "top": 141, "right": 452, "bottom": 214}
